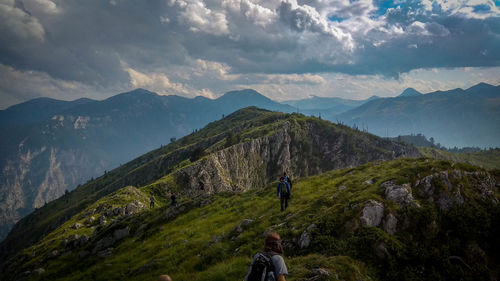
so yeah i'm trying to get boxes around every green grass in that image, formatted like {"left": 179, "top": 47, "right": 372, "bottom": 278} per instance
{"left": 11, "top": 158, "right": 499, "bottom": 281}
{"left": 419, "top": 147, "right": 500, "bottom": 170}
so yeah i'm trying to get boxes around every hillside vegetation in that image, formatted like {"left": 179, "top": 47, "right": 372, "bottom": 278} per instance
{"left": 419, "top": 147, "right": 500, "bottom": 170}
{"left": 1, "top": 107, "right": 418, "bottom": 266}
{"left": 3, "top": 158, "right": 499, "bottom": 281}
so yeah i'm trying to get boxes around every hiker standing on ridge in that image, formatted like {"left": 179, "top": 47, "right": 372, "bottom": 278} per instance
{"left": 277, "top": 177, "right": 291, "bottom": 212}
{"left": 170, "top": 194, "right": 178, "bottom": 207}
{"left": 150, "top": 195, "right": 155, "bottom": 208}
{"left": 245, "top": 232, "right": 288, "bottom": 281}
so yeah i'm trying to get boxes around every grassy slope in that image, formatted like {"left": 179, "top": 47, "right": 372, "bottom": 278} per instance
{"left": 419, "top": 147, "right": 500, "bottom": 170}
{"left": 0, "top": 108, "right": 286, "bottom": 260}
{"left": 4, "top": 106, "right": 411, "bottom": 264}
{"left": 18, "top": 158, "right": 500, "bottom": 281}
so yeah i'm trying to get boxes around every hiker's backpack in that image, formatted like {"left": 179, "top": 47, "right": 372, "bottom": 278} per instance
{"left": 247, "top": 252, "right": 275, "bottom": 281}
{"left": 279, "top": 182, "right": 289, "bottom": 198}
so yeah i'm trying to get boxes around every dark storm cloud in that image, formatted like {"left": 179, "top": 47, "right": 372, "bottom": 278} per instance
{"left": 0, "top": 0, "right": 499, "bottom": 107}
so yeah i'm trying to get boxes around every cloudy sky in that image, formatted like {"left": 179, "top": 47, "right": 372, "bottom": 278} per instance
{"left": 1, "top": 0, "right": 500, "bottom": 108}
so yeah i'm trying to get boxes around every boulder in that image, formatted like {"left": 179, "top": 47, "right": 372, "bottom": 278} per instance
{"left": 382, "top": 213, "right": 397, "bottom": 235}
{"left": 125, "top": 203, "right": 138, "bottom": 215}
{"left": 360, "top": 200, "right": 384, "bottom": 227}
{"left": 311, "top": 268, "right": 330, "bottom": 276}
{"left": 85, "top": 216, "right": 95, "bottom": 224}
{"left": 298, "top": 231, "right": 311, "bottom": 249}
{"left": 33, "top": 268, "right": 45, "bottom": 275}
{"left": 381, "top": 181, "right": 415, "bottom": 206}
{"left": 48, "top": 250, "right": 59, "bottom": 259}
{"left": 365, "top": 179, "right": 375, "bottom": 185}
{"left": 71, "top": 222, "right": 83, "bottom": 229}
{"left": 235, "top": 219, "right": 254, "bottom": 233}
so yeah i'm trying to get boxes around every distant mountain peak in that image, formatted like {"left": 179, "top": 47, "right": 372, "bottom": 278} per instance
{"left": 399, "top": 88, "right": 422, "bottom": 97}
{"left": 217, "top": 89, "right": 270, "bottom": 101}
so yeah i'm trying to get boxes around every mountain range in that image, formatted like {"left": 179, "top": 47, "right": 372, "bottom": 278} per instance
{"left": 0, "top": 82, "right": 499, "bottom": 243}
{"left": 0, "top": 89, "right": 294, "bottom": 241}
{"left": 0, "top": 108, "right": 498, "bottom": 281}
{"left": 336, "top": 83, "right": 500, "bottom": 148}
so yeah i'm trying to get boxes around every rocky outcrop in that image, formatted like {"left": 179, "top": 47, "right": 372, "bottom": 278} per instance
{"left": 173, "top": 121, "right": 419, "bottom": 196}
{"left": 414, "top": 170, "right": 497, "bottom": 210}
{"left": 0, "top": 145, "right": 110, "bottom": 241}
{"left": 360, "top": 200, "right": 384, "bottom": 227}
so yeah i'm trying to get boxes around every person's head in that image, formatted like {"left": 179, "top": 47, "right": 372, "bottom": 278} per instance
{"left": 283, "top": 172, "right": 287, "bottom": 176}
{"left": 158, "top": 275, "right": 172, "bottom": 281}
{"left": 264, "top": 232, "right": 283, "bottom": 254}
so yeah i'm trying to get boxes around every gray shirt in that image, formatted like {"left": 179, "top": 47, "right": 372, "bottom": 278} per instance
{"left": 245, "top": 252, "right": 288, "bottom": 281}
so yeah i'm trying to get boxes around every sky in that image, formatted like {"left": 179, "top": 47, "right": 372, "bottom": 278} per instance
{"left": 1, "top": 0, "right": 500, "bottom": 108}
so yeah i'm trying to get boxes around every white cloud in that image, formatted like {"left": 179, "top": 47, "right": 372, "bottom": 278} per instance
{"left": 125, "top": 67, "right": 190, "bottom": 95}
{"left": 278, "top": 0, "right": 355, "bottom": 51}
{"left": 262, "top": 73, "right": 327, "bottom": 85}
{"left": 222, "top": 0, "right": 276, "bottom": 27}
{"left": 408, "top": 21, "right": 450, "bottom": 36}
{"left": 193, "top": 59, "right": 240, "bottom": 81}
{"left": 0, "top": 0, "right": 45, "bottom": 41}
{"left": 172, "top": 0, "right": 229, "bottom": 35}
{"left": 22, "top": 0, "right": 60, "bottom": 15}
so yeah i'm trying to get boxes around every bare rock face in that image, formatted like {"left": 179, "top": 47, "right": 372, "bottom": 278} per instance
{"left": 298, "top": 231, "right": 311, "bottom": 249}
{"left": 414, "top": 170, "right": 496, "bottom": 210}
{"left": 381, "top": 181, "right": 416, "bottom": 207}
{"left": 360, "top": 200, "right": 384, "bottom": 227}
{"left": 172, "top": 122, "right": 419, "bottom": 197}
{"left": 382, "top": 213, "right": 398, "bottom": 235}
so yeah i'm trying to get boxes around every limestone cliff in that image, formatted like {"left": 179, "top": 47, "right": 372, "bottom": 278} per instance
{"left": 171, "top": 119, "right": 419, "bottom": 196}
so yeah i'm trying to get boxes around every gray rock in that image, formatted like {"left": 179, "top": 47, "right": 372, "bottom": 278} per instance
{"left": 125, "top": 203, "right": 138, "bottom": 215}
{"left": 209, "top": 235, "right": 222, "bottom": 245}
{"left": 71, "top": 222, "right": 83, "bottom": 229}
{"left": 365, "top": 179, "right": 375, "bottom": 185}
{"left": 373, "top": 242, "right": 390, "bottom": 259}
{"left": 235, "top": 219, "right": 254, "bottom": 233}
{"left": 99, "top": 216, "right": 107, "bottom": 225}
{"left": 33, "top": 268, "right": 45, "bottom": 275}
{"left": 68, "top": 234, "right": 80, "bottom": 241}
{"left": 113, "top": 227, "right": 130, "bottom": 241}
{"left": 311, "top": 268, "right": 330, "bottom": 276}
{"left": 113, "top": 207, "right": 125, "bottom": 216}
{"left": 382, "top": 181, "right": 414, "bottom": 206}
{"left": 298, "top": 231, "right": 311, "bottom": 249}
{"left": 382, "top": 213, "right": 397, "bottom": 235}
{"left": 48, "top": 250, "right": 59, "bottom": 258}
{"left": 306, "top": 224, "right": 317, "bottom": 231}
{"left": 338, "top": 185, "right": 347, "bottom": 190}
{"left": 85, "top": 216, "right": 95, "bottom": 224}
{"left": 360, "top": 200, "right": 384, "bottom": 227}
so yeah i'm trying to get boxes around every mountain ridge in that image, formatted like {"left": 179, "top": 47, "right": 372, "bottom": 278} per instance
{"left": 0, "top": 107, "right": 420, "bottom": 265}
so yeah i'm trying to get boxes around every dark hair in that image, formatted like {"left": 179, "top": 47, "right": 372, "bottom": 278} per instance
{"left": 264, "top": 232, "right": 283, "bottom": 254}
{"left": 283, "top": 172, "right": 287, "bottom": 176}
